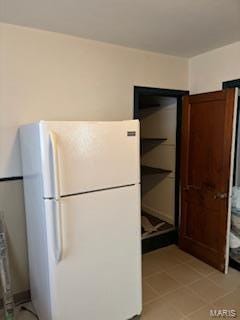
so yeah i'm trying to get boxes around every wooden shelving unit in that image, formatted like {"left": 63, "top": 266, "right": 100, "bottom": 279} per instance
{"left": 141, "top": 165, "right": 172, "bottom": 176}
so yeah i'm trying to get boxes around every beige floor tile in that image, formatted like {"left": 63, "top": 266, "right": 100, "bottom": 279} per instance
{"left": 187, "top": 305, "right": 215, "bottom": 320}
{"left": 185, "top": 257, "right": 216, "bottom": 276}
{"left": 165, "top": 245, "right": 193, "bottom": 262}
{"left": 143, "top": 281, "right": 159, "bottom": 305}
{"left": 148, "top": 250, "right": 183, "bottom": 271}
{"left": 207, "top": 267, "right": 240, "bottom": 293}
{"left": 166, "top": 263, "right": 203, "bottom": 285}
{"left": 152, "top": 245, "right": 176, "bottom": 254}
{"left": 142, "top": 253, "right": 164, "bottom": 278}
{"left": 146, "top": 271, "right": 182, "bottom": 296}
{"left": 161, "top": 287, "right": 206, "bottom": 316}
{"left": 213, "top": 287, "right": 240, "bottom": 312}
{"left": 142, "top": 298, "right": 185, "bottom": 320}
{"left": 189, "top": 278, "right": 229, "bottom": 303}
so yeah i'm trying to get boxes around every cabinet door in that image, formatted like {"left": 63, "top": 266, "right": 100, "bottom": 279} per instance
{"left": 180, "top": 88, "right": 237, "bottom": 273}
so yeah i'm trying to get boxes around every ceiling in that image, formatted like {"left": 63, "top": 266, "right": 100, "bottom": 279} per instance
{"left": 1, "top": 0, "right": 240, "bottom": 57}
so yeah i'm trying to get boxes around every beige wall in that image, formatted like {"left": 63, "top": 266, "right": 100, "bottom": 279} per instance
{"left": 0, "top": 23, "right": 188, "bottom": 295}
{"left": 190, "top": 41, "right": 240, "bottom": 94}
{"left": 0, "top": 23, "right": 188, "bottom": 178}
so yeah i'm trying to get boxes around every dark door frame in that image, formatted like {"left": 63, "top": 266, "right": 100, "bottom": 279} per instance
{"left": 223, "top": 79, "right": 240, "bottom": 89}
{"left": 134, "top": 86, "right": 188, "bottom": 230}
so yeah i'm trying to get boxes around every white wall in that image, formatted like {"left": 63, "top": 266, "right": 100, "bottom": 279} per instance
{"left": 0, "top": 23, "right": 188, "bottom": 179}
{"left": 0, "top": 23, "right": 188, "bottom": 296}
{"left": 190, "top": 41, "right": 240, "bottom": 93}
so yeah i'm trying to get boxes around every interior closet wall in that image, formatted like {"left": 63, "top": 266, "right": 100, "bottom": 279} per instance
{"left": 141, "top": 97, "right": 177, "bottom": 224}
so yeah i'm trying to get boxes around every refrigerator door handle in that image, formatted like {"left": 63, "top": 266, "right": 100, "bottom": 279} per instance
{"left": 50, "top": 131, "right": 63, "bottom": 263}
{"left": 49, "top": 131, "right": 61, "bottom": 200}
{"left": 54, "top": 199, "right": 63, "bottom": 263}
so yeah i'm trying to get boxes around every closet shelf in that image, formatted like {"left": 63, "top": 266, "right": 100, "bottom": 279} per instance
{"left": 141, "top": 138, "right": 167, "bottom": 143}
{"left": 141, "top": 165, "right": 172, "bottom": 176}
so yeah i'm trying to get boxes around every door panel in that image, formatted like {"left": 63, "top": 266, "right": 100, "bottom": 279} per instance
{"left": 40, "top": 120, "right": 140, "bottom": 197}
{"left": 180, "top": 89, "right": 236, "bottom": 272}
{"left": 45, "top": 184, "right": 142, "bottom": 320}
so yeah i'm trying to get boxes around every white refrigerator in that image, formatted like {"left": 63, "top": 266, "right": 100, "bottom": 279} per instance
{"left": 20, "top": 120, "right": 142, "bottom": 320}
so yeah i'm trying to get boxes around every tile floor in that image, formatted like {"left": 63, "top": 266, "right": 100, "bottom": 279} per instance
{"left": 1, "top": 245, "right": 240, "bottom": 319}
{"left": 142, "top": 245, "right": 240, "bottom": 320}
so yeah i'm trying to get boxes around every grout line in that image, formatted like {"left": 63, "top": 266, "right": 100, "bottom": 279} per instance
{"left": 184, "top": 281, "right": 235, "bottom": 306}
{"left": 143, "top": 295, "right": 162, "bottom": 307}
{"left": 143, "top": 269, "right": 166, "bottom": 280}
{"left": 142, "top": 246, "right": 240, "bottom": 316}
{"left": 182, "top": 260, "right": 216, "bottom": 277}
{"left": 185, "top": 304, "right": 212, "bottom": 317}
{"left": 143, "top": 280, "right": 161, "bottom": 296}
{"left": 145, "top": 278, "right": 184, "bottom": 298}
{"left": 143, "top": 261, "right": 186, "bottom": 280}
{"left": 209, "top": 287, "right": 238, "bottom": 305}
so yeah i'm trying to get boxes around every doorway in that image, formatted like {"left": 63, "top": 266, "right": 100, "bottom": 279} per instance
{"left": 134, "top": 86, "right": 188, "bottom": 253}
{"left": 137, "top": 84, "right": 239, "bottom": 319}
{"left": 135, "top": 85, "right": 238, "bottom": 273}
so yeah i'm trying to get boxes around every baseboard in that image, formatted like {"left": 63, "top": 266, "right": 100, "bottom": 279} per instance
{"left": 142, "top": 204, "right": 174, "bottom": 225}
{"left": 0, "top": 290, "right": 31, "bottom": 309}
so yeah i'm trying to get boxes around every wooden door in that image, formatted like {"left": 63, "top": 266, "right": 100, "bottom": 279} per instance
{"left": 179, "top": 89, "right": 236, "bottom": 272}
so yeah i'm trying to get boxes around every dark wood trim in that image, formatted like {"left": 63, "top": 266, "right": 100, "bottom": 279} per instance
{"left": 175, "top": 97, "right": 183, "bottom": 229}
{"left": 134, "top": 87, "right": 140, "bottom": 119}
{"left": 223, "top": 79, "right": 240, "bottom": 89}
{"left": 179, "top": 95, "right": 190, "bottom": 246}
{"left": 134, "top": 86, "right": 188, "bottom": 97}
{"left": 133, "top": 86, "right": 188, "bottom": 119}
{"left": 0, "top": 176, "right": 23, "bottom": 182}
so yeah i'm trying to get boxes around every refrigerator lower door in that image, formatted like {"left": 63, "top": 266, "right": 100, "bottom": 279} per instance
{"left": 44, "top": 184, "right": 142, "bottom": 320}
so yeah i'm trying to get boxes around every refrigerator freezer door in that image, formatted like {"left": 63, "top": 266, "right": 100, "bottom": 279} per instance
{"left": 39, "top": 120, "right": 140, "bottom": 198}
{"left": 44, "top": 184, "right": 142, "bottom": 320}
